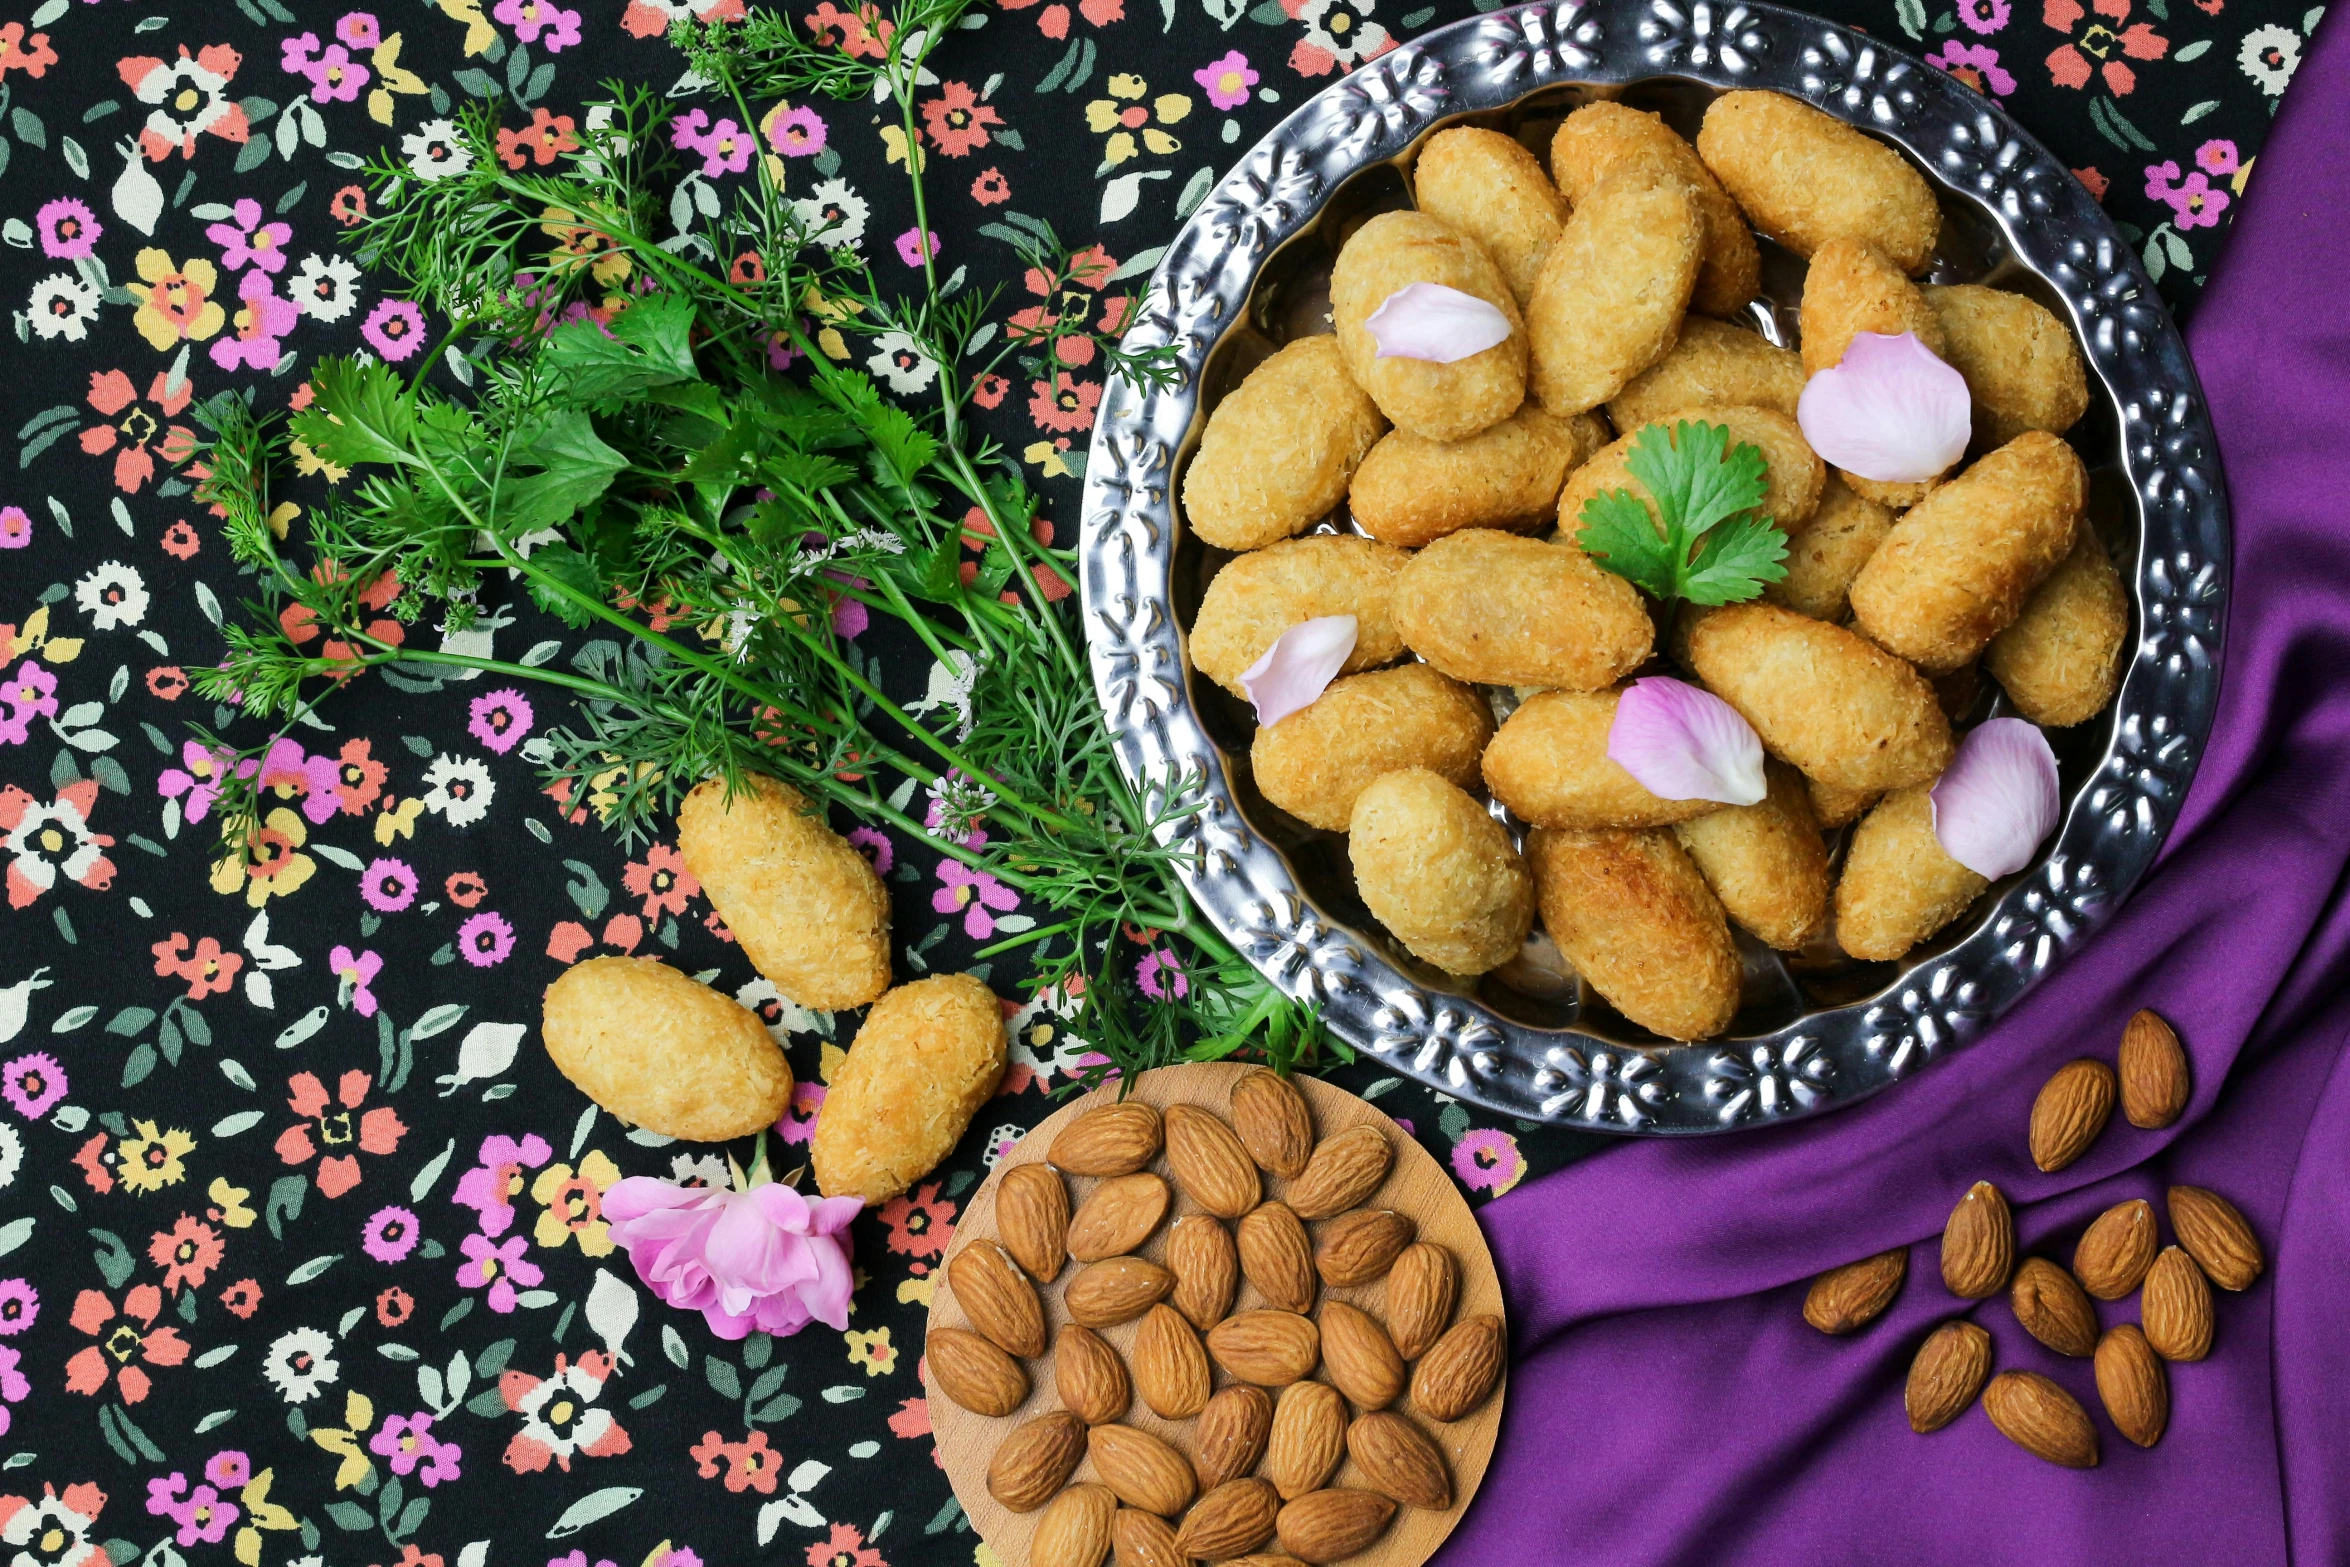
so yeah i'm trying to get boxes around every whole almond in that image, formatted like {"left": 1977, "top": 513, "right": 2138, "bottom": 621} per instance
{"left": 1166, "top": 1214, "right": 1239, "bottom": 1330}
{"left": 949, "top": 1241, "right": 1046, "bottom": 1358}
{"left": 1802, "top": 1247, "right": 1908, "bottom": 1334}
{"left": 1237, "top": 1202, "right": 1318, "bottom": 1314}
{"left": 2119, "top": 1009, "right": 2189, "bottom": 1128}
{"left": 1217, "top": 1558, "right": 1313, "bottom": 1567}
{"left": 1191, "top": 1384, "right": 1274, "bottom": 1492}
{"left": 1347, "top": 1411, "right": 1452, "bottom": 1510}
{"left": 1265, "top": 1380, "right": 1348, "bottom": 1499}
{"left": 1089, "top": 1424, "right": 1197, "bottom": 1517}
{"left": 995, "top": 1163, "right": 1069, "bottom": 1283}
{"left": 1982, "top": 1371, "right": 2099, "bottom": 1468}
{"left": 1174, "top": 1478, "right": 1280, "bottom": 1560}
{"left": 1111, "top": 1508, "right": 1185, "bottom": 1567}
{"left": 2030, "top": 1059, "right": 2117, "bottom": 1172}
{"left": 2169, "top": 1184, "right": 2263, "bottom": 1290}
{"left": 1287, "top": 1126, "right": 1394, "bottom": 1220}
{"left": 925, "top": 1326, "right": 1028, "bottom": 1417}
{"left": 1384, "top": 1243, "right": 1459, "bottom": 1360}
{"left": 1905, "top": 1319, "right": 1993, "bottom": 1433}
{"left": 2141, "top": 1245, "right": 2214, "bottom": 1361}
{"left": 1315, "top": 1208, "right": 1416, "bottom": 1288}
{"left": 1055, "top": 1324, "right": 1132, "bottom": 1425}
{"left": 1164, "top": 1105, "right": 1261, "bottom": 1219}
{"left": 1410, "top": 1314, "right": 1504, "bottom": 1423}
{"left": 2010, "top": 1257, "right": 2099, "bottom": 1357}
{"left": 1067, "top": 1172, "right": 1171, "bottom": 1263}
{"left": 987, "top": 1410, "right": 1087, "bottom": 1511}
{"left": 1231, "top": 1069, "right": 1315, "bottom": 1178}
{"left": 1939, "top": 1181, "right": 2015, "bottom": 1299}
{"left": 1065, "top": 1256, "right": 1174, "bottom": 1328}
{"left": 1317, "top": 1301, "right": 1406, "bottom": 1411}
{"left": 2073, "top": 1198, "right": 2156, "bottom": 1300}
{"left": 1133, "top": 1303, "right": 1212, "bottom": 1419}
{"left": 2094, "top": 1323, "right": 2168, "bottom": 1448}
{"left": 1051, "top": 1100, "right": 1162, "bottom": 1176}
{"left": 1208, "top": 1309, "right": 1321, "bottom": 1386}
{"left": 1276, "top": 1489, "right": 1397, "bottom": 1564}
{"left": 1033, "top": 1483, "right": 1116, "bottom": 1567}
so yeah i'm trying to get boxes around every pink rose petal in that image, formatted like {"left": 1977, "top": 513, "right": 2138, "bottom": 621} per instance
{"left": 1606, "top": 676, "right": 1768, "bottom": 806}
{"left": 1796, "top": 330, "right": 1972, "bottom": 483}
{"left": 1238, "top": 615, "right": 1357, "bottom": 728}
{"left": 1363, "top": 282, "right": 1513, "bottom": 363}
{"left": 1930, "top": 717, "right": 2061, "bottom": 879}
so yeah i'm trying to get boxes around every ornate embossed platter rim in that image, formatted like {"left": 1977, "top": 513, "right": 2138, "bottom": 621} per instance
{"left": 1078, "top": 0, "right": 2229, "bottom": 1135}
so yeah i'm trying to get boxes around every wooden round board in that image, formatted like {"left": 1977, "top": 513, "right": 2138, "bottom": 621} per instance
{"left": 924, "top": 1062, "right": 1507, "bottom": 1566}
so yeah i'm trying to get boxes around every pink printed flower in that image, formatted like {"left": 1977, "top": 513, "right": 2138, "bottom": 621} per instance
{"left": 143, "top": 1472, "right": 238, "bottom": 1547}
{"left": 362, "top": 1204, "right": 421, "bottom": 1262}
{"left": 846, "top": 826, "right": 892, "bottom": 874}
{"left": 3, "top": 1052, "right": 67, "bottom": 1119}
{"left": 493, "top": 0, "right": 584, "bottom": 50}
{"left": 457, "top": 910, "right": 515, "bottom": 967}
{"left": 360, "top": 856, "right": 418, "bottom": 912}
{"left": 671, "top": 108, "right": 756, "bottom": 177}
{"left": 1928, "top": 40, "right": 2018, "bottom": 94}
{"left": 1960, "top": 0, "right": 2012, "bottom": 30}
{"left": 0, "top": 661, "right": 58, "bottom": 747}
{"left": 157, "top": 741, "right": 248, "bottom": 824}
{"left": 934, "top": 859, "right": 1017, "bottom": 939}
{"left": 895, "top": 227, "right": 940, "bottom": 267}
{"left": 1194, "top": 49, "right": 1259, "bottom": 109}
{"left": 498, "top": 1352, "right": 632, "bottom": 1473}
{"left": 204, "top": 198, "right": 290, "bottom": 274}
{"left": 1136, "top": 949, "right": 1188, "bottom": 1001}
{"left": 37, "top": 197, "right": 102, "bottom": 260}
{"left": 1, "top": 780, "right": 117, "bottom": 910}
{"left": 2145, "top": 160, "right": 2230, "bottom": 227}
{"left": 369, "top": 1411, "right": 462, "bottom": 1486}
{"left": 453, "top": 1135, "right": 553, "bottom": 1237}
{"left": 0, "top": 1344, "right": 27, "bottom": 1439}
{"left": 467, "top": 687, "right": 534, "bottom": 752}
{"left": 209, "top": 270, "right": 299, "bottom": 373}
{"left": 64, "top": 1284, "right": 189, "bottom": 1403}
{"left": 336, "top": 14, "right": 383, "bottom": 48}
{"left": 257, "top": 736, "right": 344, "bottom": 826}
{"left": 0, "top": 508, "right": 29, "bottom": 548}
{"left": 604, "top": 1172, "right": 860, "bottom": 1340}
{"left": 1451, "top": 1127, "right": 1525, "bottom": 1194}
{"left": 329, "top": 944, "right": 383, "bottom": 1017}
{"left": 2195, "top": 138, "right": 2240, "bottom": 176}
{"left": 2042, "top": 0, "right": 2167, "bottom": 94}
{"left": 279, "top": 33, "right": 370, "bottom": 104}
{"left": 457, "top": 1232, "right": 542, "bottom": 1313}
{"left": 360, "top": 298, "right": 427, "bottom": 361}
{"left": 274, "top": 1070, "right": 407, "bottom": 1199}
{"left": 762, "top": 102, "right": 826, "bottom": 156}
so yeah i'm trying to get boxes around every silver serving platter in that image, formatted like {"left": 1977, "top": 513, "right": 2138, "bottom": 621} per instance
{"left": 1079, "top": 0, "right": 2227, "bottom": 1134}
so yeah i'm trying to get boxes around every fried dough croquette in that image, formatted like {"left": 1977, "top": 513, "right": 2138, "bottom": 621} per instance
{"left": 1392, "top": 530, "right": 1653, "bottom": 691}
{"left": 1190, "top": 535, "right": 1410, "bottom": 697}
{"left": 1696, "top": 90, "right": 1941, "bottom": 273}
{"left": 1606, "top": 316, "right": 1805, "bottom": 432}
{"left": 1525, "top": 164, "right": 1705, "bottom": 415}
{"left": 1798, "top": 235, "right": 1947, "bottom": 376}
{"left": 1183, "top": 335, "right": 1387, "bottom": 552}
{"left": 1349, "top": 769, "right": 1534, "bottom": 976}
{"left": 1251, "top": 663, "right": 1494, "bottom": 831}
{"left": 1331, "top": 211, "right": 1528, "bottom": 441}
{"left": 1925, "top": 283, "right": 2092, "bottom": 447}
{"left": 1558, "top": 403, "right": 1825, "bottom": 534}
{"left": 1413, "top": 127, "right": 1569, "bottom": 306}
{"left": 678, "top": 773, "right": 890, "bottom": 1010}
{"left": 1807, "top": 774, "right": 1880, "bottom": 829}
{"left": 1482, "top": 687, "right": 1721, "bottom": 830}
{"left": 1673, "top": 761, "right": 1831, "bottom": 951}
{"left": 1984, "top": 519, "right": 2129, "bottom": 727}
{"left": 1764, "top": 473, "right": 1893, "bottom": 622}
{"left": 542, "top": 956, "right": 794, "bottom": 1141}
{"left": 1834, "top": 785, "right": 1990, "bottom": 962}
{"left": 813, "top": 974, "right": 1008, "bottom": 1205}
{"left": 1551, "top": 100, "right": 1761, "bottom": 319}
{"left": 1349, "top": 405, "right": 1609, "bottom": 548}
{"left": 1529, "top": 826, "right": 1742, "bottom": 1040}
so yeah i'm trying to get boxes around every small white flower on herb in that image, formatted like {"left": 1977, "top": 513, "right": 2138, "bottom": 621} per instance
{"left": 791, "top": 178, "right": 870, "bottom": 251}
{"left": 867, "top": 330, "right": 938, "bottom": 394}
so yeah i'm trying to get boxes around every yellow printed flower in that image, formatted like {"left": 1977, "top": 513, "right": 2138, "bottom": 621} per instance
{"left": 844, "top": 1326, "right": 897, "bottom": 1377}
{"left": 880, "top": 123, "right": 926, "bottom": 172}
{"left": 290, "top": 436, "right": 348, "bottom": 483}
{"left": 118, "top": 1120, "right": 197, "bottom": 1194}
{"left": 531, "top": 1150, "right": 622, "bottom": 1257}
{"left": 230, "top": 1468, "right": 299, "bottom": 1567}
{"left": 1083, "top": 75, "right": 1191, "bottom": 166}
{"left": 5, "top": 604, "right": 83, "bottom": 664}
{"left": 208, "top": 806, "right": 316, "bottom": 908}
{"left": 895, "top": 1274, "right": 938, "bottom": 1308}
{"left": 437, "top": 0, "right": 498, "bottom": 55}
{"left": 373, "top": 795, "right": 424, "bottom": 845}
{"left": 1023, "top": 440, "right": 1074, "bottom": 479}
{"left": 209, "top": 1177, "right": 257, "bottom": 1228}
{"left": 308, "top": 1391, "right": 377, "bottom": 1489}
{"left": 365, "top": 33, "right": 429, "bottom": 126}
{"left": 129, "top": 248, "right": 226, "bottom": 350}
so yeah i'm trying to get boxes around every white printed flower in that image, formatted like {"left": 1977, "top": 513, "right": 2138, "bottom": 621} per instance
{"left": 27, "top": 273, "right": 103, "bottom": 342}
{"left": 420, "top": 754, "right": 496, "bottom": 826}
{"left": 262, "top": 1326, "right": 340, "bottom": 1403}
{"left": 791, "top": 178, "right": 869, "bottom": 250}
{"left": 1300, "top": 0, "right": 1392, "bottom": 66}
{"left": 0, "top": 1122, "right": 20, "bottom": 1188}
{"left": 74, "top": 562, "right": 149, "bottom": 630}
{"left": 401, "top": 118, "right": 474, "bottom": 181}
{"left": 2238, "top": 24, "right": 2301, "bottom": 94}
{"left": 867, "top": 330, "right": 938, "bottom": 394}
{"left": 291, "top": 253, "right": 363, "bottom": 322}
{"left": 668, "top": 1151, "right": 732, "bottom": 1188}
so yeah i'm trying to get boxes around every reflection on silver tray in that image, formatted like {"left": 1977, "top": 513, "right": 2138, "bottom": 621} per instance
{"left": 1078, "top": 0, "right": 2228, "bottom": 1135}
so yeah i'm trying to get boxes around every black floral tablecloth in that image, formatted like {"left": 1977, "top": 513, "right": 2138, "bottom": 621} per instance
{"left": 0, "top": 0, "right": 2314, "bottom": 1564}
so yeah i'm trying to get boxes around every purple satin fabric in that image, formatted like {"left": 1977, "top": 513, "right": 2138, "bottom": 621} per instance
{"left": 1439, "top": 16, "right": 2350, "bottom": 1563}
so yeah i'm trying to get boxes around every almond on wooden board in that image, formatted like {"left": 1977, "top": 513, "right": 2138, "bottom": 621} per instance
{"left": 1802, "top": 1247, "right": 1908, "bottom": 1334}
{"left": 1384, "top": 1243, "right": 1459, "bottom": 1360}
{"left": 988, "top": 1410, "right": 1088, "bottom": 1511}
{"left": 2010, "top": 1257, "right": 2099, "bottom": 1358}
{"left": 1064, "top": 1256, "right": 1175, "bottom": 1328}
{"left": 995, "top": 1162, "right": 1069, "bottom": 1283}
{"left": 1164, "top": 1104, "right": 1262, "bottom": 1219}
{"left": 1939, "top": 1181, "right": 2015, "bottom": 1299}
{"left": 1265, "top": 1381, "right": 1349, "bottom": 1499}
{"left": 2094, "top": 1323, "right": 2168, "bottom": 1448}
{"left": 948, "top": 1241, "right": 1046, "bottom": 1358}
{"left": 1111, "top": 1508, "right": 1186, "bottom": 1567}
{"left": 1174, "top": 1478, "right": 1281, "bottom": 1560}
{"left": 924, "top": 1326, "right": 1027, "bottom": 1417}
{"left": 1133, "top": 1303, "right": 1212, "bottom": 1419}
{"left": 1347, "top": 1410, "right": 1453, "bottom": 1510}
{"left": 1055, "top": 1324, "right": 1132, "bottom": 1425}
{"left": 1032, "top": 1483, "right": 1116, "bottom": 1567}
{"left": 2119, "top": 1009, "right": 2190, "bottom": 1128}
{"left": 1315, "top": 1208, "right": 1416, "bottom": 1288}
{"left": 1982, "top": 1371, "right": 2099, "bottom": 1469}
{"left": 1411, "top": 1314, "right": 1505, "bottom": 1423}
{"left": 2141, "top": 1245, "right": 2215, "bottom": 1361}
{"left": 1050, "top": 1100, "right": 1163, "bottom": 1176}
{"left": 2073, "top": 1198, "right": 2156, "bottom": 1300}
{"left": 1088, "top": 1423, "right": 1197, "bottom": 1517}
{"left": 2029, "top": 1058, "right": 2117, "bottom": 1172}
{"left": 2169, "top": 1184, "right": 2264, "bottom": 1290}
{"left": 1166, "top": 1214, "right": 1239, "bottom": 1330}
{"left": 1191, "top": 1384, "right": 1275, "bottom": 1492}
{"left": 1317, "top": 1301, "right": 1406, "bottom": 1411}
{"left": 1287, "top": 1125, "right": 1395, "bottom": 1220}
{"left": 1208, "top": 1309, "right": 1322, "bottom": 1386}
{"left": 1238, "top": 1202, "right": 1318, "bottom": 1315}
{"left": 1276, "top": 1488, "right": 1398, "bottom": 1564}
{"left": 1066, "top": 1172, "right": 1171, "bottom": 1263}
{"left": 1231, "top": 1068, "right": 1315, "bottom": 1178}
{"left": 1905, "top": 1319, "right": 1993, "bottom": 1433}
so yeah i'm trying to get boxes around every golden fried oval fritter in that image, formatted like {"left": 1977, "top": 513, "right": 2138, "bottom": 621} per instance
{"left": 542, "top": 956, "right": 794, "bottom": 1141}
{"left": 1190, "top": 535, "right": 1410, "bottom": 698}
{"left": 1251, "top": 663, "right": 1494, "bottom": 832}
{"left": 1413, "top": 126, "right": 1569, "bottom": 307}
{"left": 1833, "top": 785, "right": 1990, "bottom": 962}
{"left": 1984, "top": 519, "right": 2128, "bottom": 728}
{"left": 678, "top": 773, "right": 890, "bottom": 1010}
{"left": 1349, "top": 768, "right": 1534, "bottom": 976}
{"left": 1529, "top": 826, "right": 1742, "bottom": 1040}
{"left": 1331, "top": 210, "right": 1528, "bottom": 442}
{"left": 1482, "top": 687, "right": 1721, "bottom": 830}
{"left": 1349, "top": 406, "right": 1608, "bottom": 548}
{"left": 1925, "top": 283, "right": 2092, "bottom": 447}
{"left": 1551, "top": 100, "right": 1760, "bottom": 319}
{"left": 1183, "top": 336, "right": 1388, "bottom": 553}
{"left": 1697, "top": 90, "right": 1941, "bottom": 274}
{"left": 1392, "top": 530, "right": 1653, "bottom": 691}
{"left": 1673, "top": 760, "right": 1830, "bottom": 951}
{"left": 813, "top": 973, "right": 1008, "bottom": 1205}
{"left": 1525, "top": 164, "right": 1704, "bottom": 416}
{"left": 1607, "top": 316, "right": 1805, "bottom": 433}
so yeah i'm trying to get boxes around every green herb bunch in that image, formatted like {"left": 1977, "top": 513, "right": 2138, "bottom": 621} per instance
{"left": 192, "top": 4, "right": 1341, "bottom": 1091}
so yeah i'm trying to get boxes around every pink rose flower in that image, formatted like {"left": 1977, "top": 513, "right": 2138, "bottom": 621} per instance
{"left": 604, "top": 1175, "right": 860, "bottom": 1340}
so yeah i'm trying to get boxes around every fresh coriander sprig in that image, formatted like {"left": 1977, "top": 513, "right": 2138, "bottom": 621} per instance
{"left": 1575, "top": 419, "right": 1791, "bottom": 605}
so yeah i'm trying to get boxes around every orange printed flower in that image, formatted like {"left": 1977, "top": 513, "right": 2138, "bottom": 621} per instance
{"left": 0, "top": 21, "right": 59, "bottom": 81}
{"left": 804, "top": 0, "right": 893, "bottom": 57}
{"left": 150, "top": 932, "right": 243, "bottom": 999}
{"left": 496, "top": 108, "right": 579, "bottom": 170}
{"left": 273, "top": 1070, "right": 406, "bottom": 1198}
{"left": 147, "top": 1214, "right": 226, "bottom": 1293}
{"left": 79, "top": 369, "right": 197, "bottom": 494}
{"left": 64, "top": 1285, "right": 189, "bottom": 1402}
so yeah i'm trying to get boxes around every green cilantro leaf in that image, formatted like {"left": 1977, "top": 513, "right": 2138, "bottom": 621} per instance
{"left": 294, "top": 356, "right": 421, "bottom": 470}
{"left": 1574, "top": 419, "right": 1789, "bottom": 604}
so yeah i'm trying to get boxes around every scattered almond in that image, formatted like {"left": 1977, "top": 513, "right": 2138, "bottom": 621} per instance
{"left": 1032, "top": 1483, "right": 1116, "bottom": 1567}
{"left": 2118, "top": 1009, "right": 2189, "bottom": 1128}
{"left": 1983, "top": 1370, "right": 2099, "bottom": 1468}
{"left": 1276, "top": 1488, "right": 1397, "bottom": 1564}
{"left": 1191, "top": 1384, "right": 1274, "bottom": 1492}
{"left": 2169, "top": 1184, "right": 2263, "bottom": 1290}
{"left": 1264, "top": 1380, "right": 1348, "bottom": 1499}
{"left": 1237, "top": 1202, "right": 1318, "bottom": 1314}
{"left": 995, "top": 1163, "right": 1069, "bottom": 1283}
{"left": 1802, "top": 1247, "right": 1908, "bottom": 1334}
{"left": 1067, "top": 1172, "right": 1171, "bottom": 1263}
{"left": 1164, "top": 1104, "right": 1262, "bottom": 1219}
{"left": 2073, "top": 1198, "right": 2156, "bottom": 1300}
{"left": 1939, "top": 1181, "right": 2015, "bottom": 1299}
{"left": 924, "top": 1326, "right": 1027, "bottom": 1418}
{"left": 1410, "top": 1313, "right": 1504, "bottom": 1422}
{"left": 987, "top": 1410, "right": 1087, "bottom": 1511}
{"left": 1133, "top": 1303, "right": 1212, "bottom": 1419}
{"left": 1317, "top": 1301, "right": 1406, "bottom": 1410}
{"left": 949, "top": 1241, "right": 1046, "bottom": 1358}
{"left": 1315, "top": 1208, "right": 1416, "bottom": 1288}
{"left": 1064, "top": 1256, "right": 1175, "bottom": 1328}
{"left": 1231, "top": 1068, "right": 1315, "bottom": 1178}
{"left": 1166, "top": 1214, "right": 1239, "bottom": 1330}
{"left": 2141, "top": 1245, "right": 2214, "bottom": 1361}
{"left": 2030, "top": 1059, "right": 2117, "bottom": 1172}
{"left": 1174, "top": 1478, "right": 1280, "bottom": 1560}
{"left": 1347, "top": 1410, "right": 1452, "bottom": 1510}
{"left": 1905, "top": 1319, "right": 1993, "bottom": 1433}
{"left": 1089, "top": 1423, "right": 1197, "bottom": 1517}
{"left": 2094, "top": 1324, "right": 2167, "bottom": 1448}
{"left": 1384, "top": 1243, "right": 1459, "bottom": 1360}
{"left": 2010, "top": 1257, "right": 2099, "bottom": 1358}
{"left": 1287, "top": 1125, "right": 1395, "bottom": 1220}
{"left": 1050, "top": 1100, "right": 1162, "bottom": 1176}
{"left": 1207, "top": 1309, "right": 1321, "bottom": 1387}
{"left": 1054, "top": 1324, "right": 1132, "bottom": 1426}
{"left": 1110, "top": 1508, "right": 1185, "bottom": 1567}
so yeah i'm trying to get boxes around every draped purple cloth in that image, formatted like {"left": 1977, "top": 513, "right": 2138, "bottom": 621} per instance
{"left": 1439, "top": 16, "right": 2350, "bottom": 1563}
